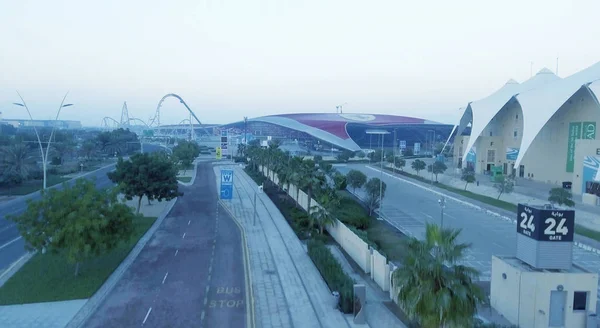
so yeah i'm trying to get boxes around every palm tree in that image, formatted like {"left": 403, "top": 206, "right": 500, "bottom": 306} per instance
{"left": 301, "top": 159, "right": 324, "bottom": 213}
{"left": 0, "top": 143, "right": 37, "bottom": 182}
{"left": 310, "top": 190, "right": 340, "bottom": 234}
{"left": 392, "top": 224, "right": 486, "bottom": 328}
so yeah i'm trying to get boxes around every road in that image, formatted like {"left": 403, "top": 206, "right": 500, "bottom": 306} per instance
{"left": 85, "top": 162, "right": 246, "bottom": 328}
{"left": 0, "top": 145, "right": 165, "bottom": 274}
{"left": 335, "top": 164, "right": 600, "bottom": 299}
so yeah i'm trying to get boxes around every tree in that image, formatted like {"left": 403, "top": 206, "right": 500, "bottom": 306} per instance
{"left": 548, "top": 187, "right": 575, "bottom": 207}
{"left": 368, "top": 150, "right": 384, "bottom": 163}
{"left": 427, "top": 161, "right": 448, "bottom": 182}
{"left": 0, "top": 143, "right": 37, "bottom": 183}
{"left": 300, "top": 159, "right": 324, "bottom": 213}
{"left": 403, "top": 147, "right": 414, "bottom": 156}
{"left": 333, "top": 172, "right": 347, "bottom": 190}
{"left": 108, "top": 152, "right": 183, "bottom": 213}
{"left": 386, "top": 152, "right": 395, "bottom": 165}
{"left": 392, "top": 224, "right": 486, "bottom": 327}
{"left": 336, "top": 150, "right": 354, "bottom": 163}
{"left": 461, "top": 167, "right": 476, "bottom": 190}
{"left": 96, "top": 128, "right": 139, "bottom": 156}
{"left": 394, "top": 158, "right": 406, "bottom": 172}
{"left": 411, "top": 159, "right": 426, "bottom": 176}
{"left": 365, "top": 177, "right": 386, "bottom": 215}
{"left": 8, "top": 179, "right": 136, "bottom": 276}
{"left": 172, "top": 140, "right": 200, "bottom": 173}
{"left": 494, "top": 175, "right": 514, "bottom": 200}
{"left": 346, "top": 169, "right": 367, "bottom": 194}
{"left": 310, "top": 191, "right": 339, "bottom": 235}
{"left": 357, "top": 151, "right": 366, "bottom": 159}
{"left": 79, "top": 140, "right": 97, "bottom": 160}
{"left": 313, "top": 155, "right": 323, "bottom": 163}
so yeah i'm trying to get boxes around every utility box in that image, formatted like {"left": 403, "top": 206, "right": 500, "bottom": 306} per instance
{"left": 516, "top": 204, "right": 575, "bottom": 270}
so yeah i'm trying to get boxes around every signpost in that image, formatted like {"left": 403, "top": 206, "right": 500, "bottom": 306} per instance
{"left": 216, "top": 147, "right": 222, "bottom": 160}
{"left": 221, "top": 130, "right": 229, "bottom": 157}
{"left": 516, "top": 203, "right": 575, "bottom": 270}
{"left": 220, "top": 169, "right": 233, "bottom": 200}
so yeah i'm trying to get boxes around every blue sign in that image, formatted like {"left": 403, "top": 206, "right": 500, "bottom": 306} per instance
{"left": 220, "top": 169, "right": 234, "bottom": 200}
{"left": 582, "top": 156, "right": 600, "bottom": 194}
{"left": 466, "top": 147, "right": 476, "bottom": 163}
{"left": 506, "top": 147, "right": 519, "bottom": 161}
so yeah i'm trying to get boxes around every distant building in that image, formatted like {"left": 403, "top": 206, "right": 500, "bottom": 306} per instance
{"left": 0, "top": 118, "right": 82, "bottom": 129}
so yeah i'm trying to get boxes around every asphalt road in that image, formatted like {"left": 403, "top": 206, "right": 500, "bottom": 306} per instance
{"left": 0, "top": 145, "right": 165, "bottom": 274}
{"left": 336, "top": 164, "right": 600, "bottom": 299}
{"left": 85, "top": 162, "right": 246, "bottom": 328}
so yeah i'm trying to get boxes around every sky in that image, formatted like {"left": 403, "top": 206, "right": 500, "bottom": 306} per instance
{"left": 1, "top": 0, "right": 599, "bottom": 127}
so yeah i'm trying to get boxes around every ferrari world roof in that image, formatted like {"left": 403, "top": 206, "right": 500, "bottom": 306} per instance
{"left": 457, "top": 62, "right": 600, "bottom": 166}
{"left": 246, "top": 113, "right": 443, "bottom": 151}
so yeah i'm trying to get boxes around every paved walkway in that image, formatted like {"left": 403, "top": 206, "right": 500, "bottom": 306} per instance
{"left": 327, "top": 245, "right": 407, "bottom": 328}
{"left": 215, "top": 165, "right": 360, "bottom": 328}
{"left": 0, "top": 299, "right": 87, "bottom": 328}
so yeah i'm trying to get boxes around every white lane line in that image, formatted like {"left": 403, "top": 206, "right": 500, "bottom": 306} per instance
{"left": 174, "top": 249, "right": 179, "bottom": 257}
{"left": 205, "top": 285, "right": 210, "bottom": 294}
{"left": 0, "top": 253, "right": 28, "bottom": 280}
{"left": 200, "top": 310, "right": 206, "bottom": 321}
{"left": 188, "top": 220, "right": 191, "bottom": 225}
{"left": 421, "top": 212, "right": 433, "bottom": 219}
{"left": 445, "top": 213, "right": 457, "bottom": 220}
{"left": 182, "top": 233, "right": 186, "bottom": 239}
{"left": 493, "top": 242, "right": 503, "bottom": 248}
{"left": 162, "top": 272, "right": 169, "bottom": 284}
{"left": 142, "top": 307, "right": 152, "bottom": 325}
{"left": 0, "top": 236, "right": 22, "bottom": 250}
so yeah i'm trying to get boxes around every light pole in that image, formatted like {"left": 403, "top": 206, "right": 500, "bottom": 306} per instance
{"left": 13, "top": 92, "right": 73, "bottom": 190}
{"left": 438, "top": 197, "right": 446, "bottom": 228}
{"left": 366, "top": 129, "right": 390, "bottom": 219}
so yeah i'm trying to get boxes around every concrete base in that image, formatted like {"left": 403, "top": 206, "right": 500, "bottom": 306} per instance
{"left": 582, "top": 193, "right": 598, "bottom": 206}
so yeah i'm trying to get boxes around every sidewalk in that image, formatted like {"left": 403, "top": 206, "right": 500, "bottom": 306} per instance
{"left": 396, "top": 159, "right": 600, "bottom": 233}
{"left": 215, "top": 165, "right": 362, "bottom": 328}
{"left": 327, "top": 245, "right": 407, "bottom": 328}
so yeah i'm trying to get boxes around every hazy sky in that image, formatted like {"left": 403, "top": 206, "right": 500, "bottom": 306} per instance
{"left": 1, "top": 0, "right": 599, "bottom": 127}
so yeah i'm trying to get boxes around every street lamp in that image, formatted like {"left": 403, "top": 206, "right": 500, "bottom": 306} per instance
{"left": 366, "top": 129, "right": 390, "bottom": 219}
{"left": 14, "top": 91, "right": 73, "bottom": 190}
{"left": 438, "top": 197, "right": 446, "bottom": 228}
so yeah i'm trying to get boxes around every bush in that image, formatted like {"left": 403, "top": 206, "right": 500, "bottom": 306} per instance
{"left": 349, "top": 226, "right": 378, "bottom": 250}
{"left": 307, "top": 240, "right": 355, "bottom": 313}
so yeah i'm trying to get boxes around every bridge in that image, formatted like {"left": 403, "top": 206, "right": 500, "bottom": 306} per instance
{"left": 101, "top": 94, "right": 215, "bottom": 141}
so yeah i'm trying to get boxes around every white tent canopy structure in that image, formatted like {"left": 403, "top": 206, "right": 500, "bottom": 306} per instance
{"left": 460, "top": 68, "right": 561, "bottom": 164}
{"left": 514, "top": 62, "right": 600, "bottom": 167}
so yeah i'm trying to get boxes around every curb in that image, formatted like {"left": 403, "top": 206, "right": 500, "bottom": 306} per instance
{"left": 65, "top": 198, "right": 178, "bottom": 328}
{"left": 365, "top": 165, "right": 600, "bottom": 255}
{"left": 218, "top": 200, "right": 256, "bottom": 328}
{"left": 178, "top": 161, "right": 199, "bottom": 187}
{"left": 0, "top": 252, "right": 34, "bottom": 288}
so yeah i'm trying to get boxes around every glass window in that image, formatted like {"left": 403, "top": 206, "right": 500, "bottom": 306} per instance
{"left": 487, "top": 149, "right": 495, "bottom": 163}
{"left": 513, "top": 128, "right": 518, "bottom": 138}
{"left": 573, "top": 291, "right": 588, "bottom": 311}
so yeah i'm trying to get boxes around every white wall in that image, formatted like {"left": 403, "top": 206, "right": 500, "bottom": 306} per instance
{"left": 371, "top": 249, "right": 390, "bottom": 291}
{"left": 491, "top": 256, "right": 598, "bottom": 328}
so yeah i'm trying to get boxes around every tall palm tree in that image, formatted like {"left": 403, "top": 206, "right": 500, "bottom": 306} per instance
{"left": 310, "top": 190, "right": 340, "bottom": 234}
{"left": 0, "top": 143, "right": 37, "bottom": 182}
{"left": 392, "top": 223, "right": 486, "bottom": 328}
{"left": 301, "top": 159, "right": 324, "bottom": 213}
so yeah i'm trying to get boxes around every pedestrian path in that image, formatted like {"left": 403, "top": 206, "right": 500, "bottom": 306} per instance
{"left": 327, "top": 245, "right": 407, "bottom": 328}
{"left": 215, "top": 165, "right": 359, "bottom": 328}
{"left": 0, "top": 299, "right": 87, "bottom": 328}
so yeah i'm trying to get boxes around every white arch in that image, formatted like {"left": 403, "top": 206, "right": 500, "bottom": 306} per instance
{"left": 514, "top": 62, "right": 600, "bottom": 167}
{"left": 461, "top": 68, "right": 560, "bottom": 164}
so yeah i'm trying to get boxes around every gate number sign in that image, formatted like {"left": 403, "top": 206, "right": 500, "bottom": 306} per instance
{"left": 517, "top": 204, "right": 575, "bottom": 242}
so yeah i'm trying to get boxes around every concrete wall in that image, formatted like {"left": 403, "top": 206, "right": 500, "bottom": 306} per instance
{"left": 491, "top": 256, "right": 598, "bottom": 328}
{"left": 370, "top": 249, "right": 390, "bottom": 291}
{"left": 572, "top": 139, "right": 600, "bottom": 195}
{"left": 520, "top": 88, "right": 600, "bottom": 185}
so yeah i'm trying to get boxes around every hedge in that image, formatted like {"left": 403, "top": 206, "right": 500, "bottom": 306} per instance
{"left": 307, "top": 240, "right": 355, "bottom": 313}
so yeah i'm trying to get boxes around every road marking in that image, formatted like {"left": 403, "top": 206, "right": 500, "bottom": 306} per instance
{"left": 445, "top": 213, "right": 457, "bottom": 219}
{"left": 162, "top": 272, "right": 169, "bottom": 284}
{"left": 0, "top": 236, "right": 22, "bottom": 250}
{"left": 493, "top": 242, "right": 503, "bottom": 248}
{"left": 188, "top": 220, "right": 191, "bottom": 225}
{"left": 174, "top": 249, "right": 179, "bottom": 257}
{"left": 205, "top": 285, "right": 210, "bottom": 294}
{"left": 200, "top": 310, "right": 206, "bottom": 322}
{"left": 182, "top": 233, "right": 186, "bottom": 239}
{"left": 421, "top": 212, "right": 433, "bottom": 219}
{"left": 142, "top": 307, "right": 152, "bottom": 325}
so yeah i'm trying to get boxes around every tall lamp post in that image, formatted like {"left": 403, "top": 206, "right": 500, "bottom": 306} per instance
{"left": 366, "top": 129, "right": 390, "bottom": 219}
{"left": 13, "top": 92, "right": 73, "bottom": 190}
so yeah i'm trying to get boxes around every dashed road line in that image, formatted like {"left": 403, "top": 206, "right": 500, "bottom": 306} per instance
{"left": 188, "top": 220, "right": 191, "bottom": 225}
{"left": 0, "top": 236, "right": 22, "bottom": 250}
{"left": 162, "top": 272, "right": 169, "bottom": 284}
{"left": 142, "top": 307, "right": 152, "bottom": 325}
{"left": 182, "top": 232, "right": 186, "bottom": 239}
{"left": 174, "top": 249, "right": 179, "bottom": 257}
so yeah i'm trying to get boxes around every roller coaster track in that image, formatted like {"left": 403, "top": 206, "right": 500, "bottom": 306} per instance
{"left": 149, "top": 93, "right": 209, "bottom": 136}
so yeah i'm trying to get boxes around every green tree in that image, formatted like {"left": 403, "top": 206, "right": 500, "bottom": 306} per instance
{"left": 0, "top": 143, "right": 37, "bottom": 183}
{"left": 494, "top": 175, "right": 514, "bottom": 200}
{"left": 365, "top": 177, "right": 386, "bottom": 216}
{"left": 108, "top": 152, "right": 183, "bottom": 213}
{"left": 392, "top": 224, "right": 486, "bottom": 327}
{"left": 333, "top": 172, "right": 347, "bottom": 190}
{"left": 461, "top": 167, "right": 476, "bottom": 190}
{"left": 336, "top": 150, "right": 353, "bottom": 163}
{"left": 313, "top": 155, "right": 323, "bottom": 163}
{"left": 548, "top": 187, "right": 575, "bottom": 207}
{"left": 172, "top": 140, "right": 200, "bottom": 173}
{"left": 357, "top": 151, "right": 366, "bottom": 159}
{"left": 8, "top": 179, "right": 136, "bottom": 276}
{"left": 368, "top": 150, "right": 384, "bottom": 162}
{"left": 346, "top": 169, "right": 367, "bottom": 194}
{"left": 300, "top": 159, "right": 324, "bottom": 213}
{"left": 79, "top": 140, "right": 97, "bottom": 160}
{"left": 394, "top": 157, "right": 406, "bottom": 172}
{"left": 403, "top": 147, "right": 414, "bottom": 156}
{"left": 427, "top": 161, "right": 448, "bottom": 182}
{"left": 310, "top": 191, "right": 339, "bottom": 235}
{"left": 411, "top": 159, "right": 426, "bottom": 176}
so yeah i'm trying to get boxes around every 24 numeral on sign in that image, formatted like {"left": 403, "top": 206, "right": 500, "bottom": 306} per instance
{"left": 544, "top": 218, "right": 569, "bottom": 236}
{"left": 519, "top": 212, "right": 535, "bottom": 232}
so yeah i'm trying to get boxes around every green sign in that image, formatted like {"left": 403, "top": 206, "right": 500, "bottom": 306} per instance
{"left": 566, "top": 122, "right": 581, "bottom": 172}
{"left": 583, "top": 122, "right": 596, "bottom": 140}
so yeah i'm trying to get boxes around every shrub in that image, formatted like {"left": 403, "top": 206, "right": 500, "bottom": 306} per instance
{"left": 349, "top": 226, "right": 378, "bottom": 250}
{"left": 307, "top": 240, "right": 355, "bottom": 313}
